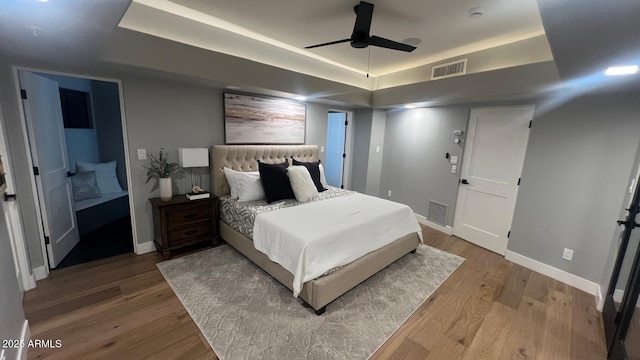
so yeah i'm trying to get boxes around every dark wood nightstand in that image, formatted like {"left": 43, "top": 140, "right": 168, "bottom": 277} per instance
{"left": 149, "top": 195, "right": 219, "bottom": 260}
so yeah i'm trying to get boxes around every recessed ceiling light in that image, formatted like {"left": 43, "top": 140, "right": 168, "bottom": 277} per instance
{"left": 604, "top": 65, "right": 639, "bottom": 76}
{"left": 404, "top": 104, "right": 416, "bottom": 109}
{"left": 225, "top": 85, "right": 242, "bottom": 90}
{"left": 36, "top": 0, "right": 48, "bottom": 2}
{"left": 295, "top": 96, "right": 307, "bottom": 101}
{"left": 468, "top": 7, "right": 485, "bottom": 18}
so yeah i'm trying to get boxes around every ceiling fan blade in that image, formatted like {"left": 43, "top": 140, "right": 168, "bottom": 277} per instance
{"left": 352, "top": 1, "right": 374, "bottom": 36}
{"left": 369, "top": 35, "right": 416, "bottom": 52}
{"left": 304, "top": 38, "right": 351, "bottom": 49}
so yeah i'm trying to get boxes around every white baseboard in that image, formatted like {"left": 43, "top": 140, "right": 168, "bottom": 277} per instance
{"left": 415, "top": 214, "right": 453, "bottom": 235}
{"left": 136, "top": 241, "right": 156, "bottom": 255}
{"left": 33, "top": 266, "right": 47, "bottom": 281}
{"left": 16, "top": 320, "right": 29, "bottom": 360}
{"left": 505, "top": 250, "right": 604, "bottom": 311}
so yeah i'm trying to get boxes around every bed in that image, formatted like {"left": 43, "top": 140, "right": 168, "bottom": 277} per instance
{"left": 71, "top": 160, "right": 130, "bottom": 235}
{"left": 211, "top": 145, "right": 422, "bottom": 315}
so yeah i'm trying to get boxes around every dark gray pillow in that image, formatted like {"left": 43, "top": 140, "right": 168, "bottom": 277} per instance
{"left": 291, "top": 158, "right": 327, "bottom": 192}
{"left": 258, "top": 161, "right": 294, "bottom": 203}
{"left": 71, "top": 171, "right": 102, "bottom": 201}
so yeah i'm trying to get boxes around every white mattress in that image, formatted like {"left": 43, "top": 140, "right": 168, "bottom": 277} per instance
{"left": 253, "top": 192, "right": 423, "bottom": 297}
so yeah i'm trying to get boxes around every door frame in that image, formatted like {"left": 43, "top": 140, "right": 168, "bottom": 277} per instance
{"left": 0, "top": 95, "right": 35, "bottom": 292}
{"left": 327, "top": 109, "right": 354, "bottom": 189}
{"left": 11, "top": 66, "right": 139, "bottom": 275}
{"left": 452, "top": 105, "right": 533, "bottom": 255}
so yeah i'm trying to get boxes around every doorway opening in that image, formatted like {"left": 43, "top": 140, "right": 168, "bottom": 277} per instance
{"left": 326, "top": 111, "right": 349, "bottom": 188}
{"left": 17, "top": 69, "right": 135, "bottom": 271}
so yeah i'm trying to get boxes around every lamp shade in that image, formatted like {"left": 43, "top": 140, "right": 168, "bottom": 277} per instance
{"left": 178, "top": 148, "right": 209, "bottom": 168}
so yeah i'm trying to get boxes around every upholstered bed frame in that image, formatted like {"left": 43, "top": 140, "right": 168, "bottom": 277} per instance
{"left": 211, "top": 144, "right": 420, "bottom": 315}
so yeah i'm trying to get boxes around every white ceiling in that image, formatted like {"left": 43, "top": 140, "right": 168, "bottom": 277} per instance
{"left": 119, "top": 0, "right": 546, "bottom": 84}
{"left": 0, "top": 0, "right": 548, "bottom": 91}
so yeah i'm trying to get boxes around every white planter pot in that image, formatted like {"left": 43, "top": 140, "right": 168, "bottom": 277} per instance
{"left": 159, "top": 177, "right": 172, "bottom": 201}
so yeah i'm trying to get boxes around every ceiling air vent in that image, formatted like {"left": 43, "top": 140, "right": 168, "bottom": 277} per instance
{"left": 431, "top": 58, "right": 467, "bottom": 80}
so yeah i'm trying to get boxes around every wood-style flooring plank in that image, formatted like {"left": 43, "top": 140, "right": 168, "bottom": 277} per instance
{"left": 538, "top": 290, "right": 573, "bottom": 360}
{"left": 499, "top": 296, "right": 546, "bottom": 360}
{"left": 24, "top": 226, "right": 605, "bottom": 360}
{"left": 497, "top": 264, "right": 531, "bottom": 310}
{"left": 462, "top": 302, "right": 516, "bottom": 360}
{"left": 570, "top": 287, "right": 607, "bottom": 360}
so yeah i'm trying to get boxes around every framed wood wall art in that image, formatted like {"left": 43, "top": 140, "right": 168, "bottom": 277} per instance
{"left": 224, "top": 93, "right": 306, "bottom": 144}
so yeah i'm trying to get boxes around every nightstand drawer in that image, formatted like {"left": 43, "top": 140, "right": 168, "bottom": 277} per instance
{"left": 166, "top": 206, "right": 211, "bottom": 227}
{"left": 167, "top": 222, "right": 211, "bottom": 244}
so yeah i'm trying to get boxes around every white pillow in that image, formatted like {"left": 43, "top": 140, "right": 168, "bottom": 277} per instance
{"left": 223, "top": 167, "right": 240, "bottom": 199}
{"left": 287, "top": 166, "right": 319, "bottom": 203}
{"left": 76, "top": 161, "right": 123, "bottom": 194}
{"left": 235, "top": 172, "right": 265, "bottom": 202}
{"left": 319, "top": 163, "right": 329, "bottom": 189}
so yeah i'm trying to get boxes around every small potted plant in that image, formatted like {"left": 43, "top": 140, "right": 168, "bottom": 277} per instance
{"left": 145, "top": 148, "right": 181, "bottom": 201}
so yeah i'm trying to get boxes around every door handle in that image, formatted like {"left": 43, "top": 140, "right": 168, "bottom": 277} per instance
{"left": 3, "top": 193, "right": 16, "bottom": 201}
{"left": 460, "top": 179, "right": 470, "bottom": 185}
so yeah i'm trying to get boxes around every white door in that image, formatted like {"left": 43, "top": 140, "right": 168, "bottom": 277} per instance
{"left": 453, "top": 106, "right": 533, "bottom": 255}
{"left": 20, "top": 71, "right": 79, "bottom": 268}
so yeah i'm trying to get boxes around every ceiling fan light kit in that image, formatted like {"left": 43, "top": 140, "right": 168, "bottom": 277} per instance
{"left": 305, "top": 1, "right": 417, "bottom": 53}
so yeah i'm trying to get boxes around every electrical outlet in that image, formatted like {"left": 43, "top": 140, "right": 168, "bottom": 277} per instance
{"left": 137, "top": 148, "right": 147, "bottom": 160}
{"left": 562, "top": 248, "right": 574, "bottom": 261}
{"left": 451, "top": 165, "right": 457, "bottom": 173}
{"left": 387, "top": 190, "right": 392, "bottom": 197}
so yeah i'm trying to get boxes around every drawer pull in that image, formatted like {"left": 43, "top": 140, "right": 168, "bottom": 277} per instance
{"left": 184, "top": 230, "right": 198, "bottom": 236}
{"left": 183, "top": 214, "right": 198, "bottom": 220}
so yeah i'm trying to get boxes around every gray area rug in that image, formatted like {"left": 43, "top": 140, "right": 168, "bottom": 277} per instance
{"left": 157, "top": 244, "right": 464, "bottom": 360}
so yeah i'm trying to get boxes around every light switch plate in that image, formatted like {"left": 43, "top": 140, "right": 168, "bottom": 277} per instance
{"left": 137, "top": 149, "right": 147, "bottom": 160}
{"left": 320, "top": 146, "right": 325, "bottom": 153}
{"left": 450, "top": 155, "right": 458, "bottom": 165}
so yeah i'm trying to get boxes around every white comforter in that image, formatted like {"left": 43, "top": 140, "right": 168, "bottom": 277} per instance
{"left": 252, "top": 192, "right": 423, "bottom": 297}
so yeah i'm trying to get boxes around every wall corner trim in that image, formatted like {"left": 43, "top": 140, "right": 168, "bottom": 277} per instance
{"left": 415, "top": 214, "right": 454, "bottom": 235}
{"left": 505, "top": 250, "right": 603, "bottom": 311}
{"left": 17, "top": 319, "right": 29, "bottom": 360}
{"left": 33, "top": 266, "right": 48, "bottom": 281}
{"left": 136, "top": 241, "right": 156, "bottom": 255}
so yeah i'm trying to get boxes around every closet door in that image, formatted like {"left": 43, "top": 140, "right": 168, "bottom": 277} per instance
{"left": 604, "top": 170, "right": 640, "bottom": 359}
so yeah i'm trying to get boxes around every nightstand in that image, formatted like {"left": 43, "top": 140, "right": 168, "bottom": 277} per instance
{"left": 149, "top": 195, "right": 219, "bottom": 260}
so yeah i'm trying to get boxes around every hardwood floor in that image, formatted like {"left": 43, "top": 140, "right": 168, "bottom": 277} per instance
{"left": 23, "top": 226, "right": 606, "bottom": 359}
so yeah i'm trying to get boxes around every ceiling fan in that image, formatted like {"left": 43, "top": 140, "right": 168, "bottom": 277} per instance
{"left": 305, "top": 1, "right": 416, "bottom": 52}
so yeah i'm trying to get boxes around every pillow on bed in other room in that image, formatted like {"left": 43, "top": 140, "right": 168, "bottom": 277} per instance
{"left": 71, "top": 171, "right": 102, "bottom": 201}
{"left": 291, "top": 158, "right": 327, "bottom": 192}
{"left": 234, "top": 171, "right": 265, "bottom": 202}
{"left": 258, "top": 161, "right": 294, "bottom": 203}
{"left": 76, "top": 160, "right": 123, "bottom": 194}
{"left": 287, "top": 166, "right": 319, "bottom": 203}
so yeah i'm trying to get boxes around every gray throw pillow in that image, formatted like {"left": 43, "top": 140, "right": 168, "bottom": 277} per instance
{"left": 71, "top": 171, "right": 102, "bottom": 201}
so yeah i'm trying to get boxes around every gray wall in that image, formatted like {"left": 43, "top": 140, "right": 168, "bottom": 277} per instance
{"left": 0, "top": 201, "right": 26, "bottom": 360}
{"left": 364, "top": 110, "right": 386, "bottom": 196}
{"left": 509, "top": 91, "right": 640, "bottom": 284}
{"left": 351, "top": 109, "right": 374, "bottom": 193}
{"left": 379, "top": 107, "right": 469, "bottom": 226}
{"left": 92, "top": 80, "right": 127, "bottom": 189}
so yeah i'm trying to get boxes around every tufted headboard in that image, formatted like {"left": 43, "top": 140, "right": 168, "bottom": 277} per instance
{"left": 211, "top": 145, "right": 319, "bottom": 197}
